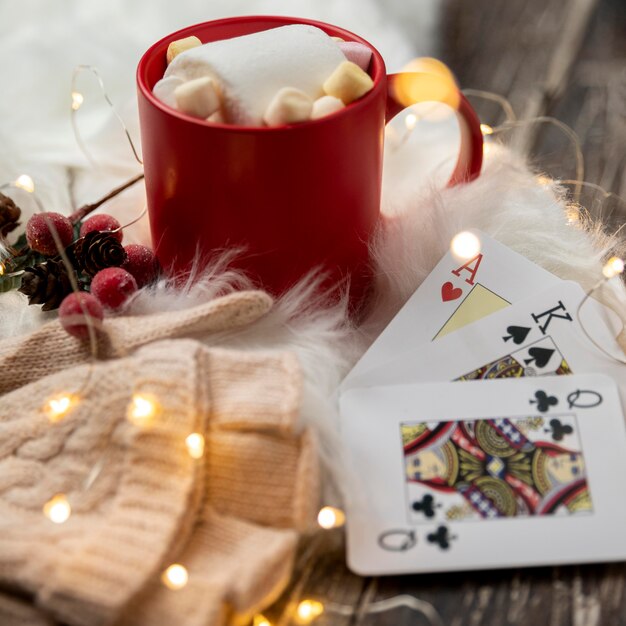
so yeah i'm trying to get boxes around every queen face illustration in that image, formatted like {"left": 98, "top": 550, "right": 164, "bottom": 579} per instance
{"left": 405, "top": 449, "right": 447, "bottom": 482}
{"left": 545, "top": 452, "right": 585, "bottom": 484}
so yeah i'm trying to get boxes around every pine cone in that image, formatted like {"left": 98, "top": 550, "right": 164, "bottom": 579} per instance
{"left": 0, "top": 193, "right": 21, "bottom": 237}
{"left": 18, "top": 259, "right": 75, "bottom": 311}
{"left": 71, "top": 231, "right": 127, "bottom": 276}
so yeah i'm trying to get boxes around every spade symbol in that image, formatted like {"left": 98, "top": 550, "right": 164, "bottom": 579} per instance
{"left": 545, "top": 418, "right": 574, "bottom": 442}
{"left": 503, "top": 325, "right": 532, "bottom": 345}
{"left": 427, "top": 525, "right": 454, "bottom": 550}
{"left": 412, "top": 494, "right": 437, "bottom": 518}
{"left": 378, "top": 529, "right": 417, "bottom": 552}
{"left": 523, "top": 347, "right": 555, "bottom": 368}
{"left": 530, "top": 390, "right": 558, "bottom": 413}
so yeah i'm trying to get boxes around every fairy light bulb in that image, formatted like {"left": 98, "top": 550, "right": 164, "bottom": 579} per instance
{"left": 603, "top": 257, "right": 624, "bottom": 279}
{"left": 14, "top": 175, "right": 35, "bottom": 193}
{"left": 294, "top": 599, "right": 324, "bottom": 624}
{"left": 185, "top": 433, "right": 205, "bottom": 459}
{"left": 161, "top": 564, "right": 188, "bottom": 590}
{"left": 253, "top": 615, "right": 272, "bottom": 626}
{"left": 0, "top": 262, "right": 5, "bottom": 276}
{"left": 317, "top": 506, "right": 346, "bottom": 529}
{"left": 45, "top": 393, "right": 77, "bottom": 423}
{"left": 71, "top": 91, "right": 84, "bottom": 111}
{"left": 43, "top": 494, "right": 71, "bottom": 524}
{"left": 450, "top": 231, "right": 481, "bottom": 261}
{"left": 127, "top": 393, "right": 159, "bottom": 427}
{"left": 480, "top": 123, "right": 494, "bottom": 135}
{"left": 404, "top": 112, "right": 418, "bottom": 130}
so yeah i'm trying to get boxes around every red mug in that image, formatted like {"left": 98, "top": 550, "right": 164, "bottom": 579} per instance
{"left": 137, "top": 16, "right": 483, "bottom": 306}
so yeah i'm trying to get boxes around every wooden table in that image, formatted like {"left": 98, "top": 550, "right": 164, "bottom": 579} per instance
{"left": 267, "top": 1, "right": 626, "bottom": 624}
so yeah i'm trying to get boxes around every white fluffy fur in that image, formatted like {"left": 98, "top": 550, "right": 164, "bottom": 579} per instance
{"left": 2, "top": 3, "right": 625, "bottom": 502}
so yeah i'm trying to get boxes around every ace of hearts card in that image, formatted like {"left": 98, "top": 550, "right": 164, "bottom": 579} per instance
{"left": 342, "top": 230, "right": 561, "bottom": 389}
{"left": 339, "top": 375, "right": 626, "bottom": 575}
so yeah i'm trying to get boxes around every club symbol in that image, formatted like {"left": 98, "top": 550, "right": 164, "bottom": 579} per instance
{"left": 378, "top": 529, "right": 417, "bottom": 552}
{"left": 523, "top": 347, "right": 555, "bottom": 369}
{"left": 545, "top": 418, "right": 574, "bottom": 442}
{"left": 567, "top": 389, "right": 603, "bottom": 409}
{"left": 530, "top": 390, "right": 558, "bottom": 413}
{"left": 412, "top": 494, "right": 438, "bottom": 518}
{"left": 503, "top": 325, "right": 531, "bottom": 345}
{"left": 427, "top": 525, "right": 455, "bottom": 550}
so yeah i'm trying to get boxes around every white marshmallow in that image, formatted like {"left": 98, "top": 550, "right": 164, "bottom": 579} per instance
{"left": 263, "top": 87, "right": 313, "bottom": 126}
{"left": 311, "top": 95, "right": 345, "bottom": 120}
{"left": 338, "top": 41, "right": 373, "bottom": 72}
{"left": 152, "top": 76, "right": 184, "bottom": 109}
{"left": 323, "top": 61, "right": 374, "bottom": 104}
{"left": 166, "top": 36, "right": 202, "bottom": 65}
{"left": 154, "top": 25, "right": 346, "bottom": 126}
{"left": 206, "top": 110, "right": 225, "bottom": 124}
{"left": 174, "top": 77, "right": 220, "bottom": 118}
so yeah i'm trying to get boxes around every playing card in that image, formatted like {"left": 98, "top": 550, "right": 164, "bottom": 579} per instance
{"left": 339, "top": 374, "right": 626, "bottom": 574}
{"left": 343, "top": 230, "right": 560, "bottom": 387}
{"left": 343, "top": 281, "right": 626, "bottom": 405}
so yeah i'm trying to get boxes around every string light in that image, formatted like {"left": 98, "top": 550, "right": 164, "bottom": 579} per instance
{"left": 43, "top": 494, "right": 71, "bottom": 524}
{"left": 127, "top": 393, "right": 159, "bottom": 427}
{"left": 404, "top": 112, "right": 418, "bottom": 130}
{"left": 45, "top": 393, "right": 78, "bottom": 423}
{"left": 602, "top": 257, "right": 624, "bottom": 279}
{"left": 14, "top": 175, "right": 35, "bottom": 193}
{"left": 450, "top": 231, "right": 481, "bottom": 261}
{"left": 294, "top": 599, "right": 324, "bottom": 624}
{"left": 185, "top": 433, "right": 205, "bottom": 459}
{"left": 253, "top": 615, "right": 272, "bottom": 626}
{"left": 161, "top": 564, "right": 188, "bottom": 590}
{"left": 317, "top": 506, "right": 346, "bottom": 529}
{"left": 0, "top": 262, "right": 5, "bottom": 276}
{"left": 480, "top": 123, "right": 494, "bottom": 135}
{"left": 71, "top": 91, "right": 84, "bottom": 111}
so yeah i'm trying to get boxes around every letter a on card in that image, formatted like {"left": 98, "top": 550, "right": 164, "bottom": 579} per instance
{"left": 451, "top": 254, "right": 483, "bottom": 286}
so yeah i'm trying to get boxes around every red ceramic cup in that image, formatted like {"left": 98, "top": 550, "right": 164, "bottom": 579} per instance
{"left": 137, "top": 16, "right": 483, "bottom": 306}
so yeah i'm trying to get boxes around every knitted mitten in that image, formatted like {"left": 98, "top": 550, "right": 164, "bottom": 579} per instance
{"left": 0, "top": 340, "right": 318, "bottom": 626}
{"left": 0, "top": 289, "right": 273, "bottom": 395}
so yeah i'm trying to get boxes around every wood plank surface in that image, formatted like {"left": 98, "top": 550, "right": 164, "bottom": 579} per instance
{"left": 270, "top": 1, "right": 626, "bottom": 625}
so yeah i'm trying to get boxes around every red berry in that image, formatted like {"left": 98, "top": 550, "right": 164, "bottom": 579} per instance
{"left": 80, "top": 213, "right": 123, "bottom": 242}
{"left": 91, "top": 267, "right": 138, "bottom": 310}
{"left": 120, "top": 244, "right": 159, "bottom": 287}
{"left": 59, "top": 292, "right": 104, "bottom": 339}
{"left": 26, "top": 212, "right": 74, "bottom": 256}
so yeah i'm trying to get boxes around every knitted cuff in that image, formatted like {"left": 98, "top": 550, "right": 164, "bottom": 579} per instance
{"left": 0, "top": 290, "right": 272, "bottom": 396}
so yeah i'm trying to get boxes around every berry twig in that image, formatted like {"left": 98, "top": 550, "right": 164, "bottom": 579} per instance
{"left": 68, "top": 173, "right": 145, "bottom": 224}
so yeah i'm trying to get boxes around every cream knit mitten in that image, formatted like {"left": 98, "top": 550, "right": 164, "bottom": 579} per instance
{"left": 0, "top": 290, "right": 319, "bottom": 626}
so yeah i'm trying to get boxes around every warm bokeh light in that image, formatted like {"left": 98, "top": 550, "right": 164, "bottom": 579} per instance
{"left": 450, "top": 231, "right": 482, "bottom": 261}
{"left": 185, "top": 433, "right": 205, "bottom": 459}
{"left": 127, "top": 394, "right": 159, "bottom": 427}
{"left": 603, "top": 257, "right": 625, "bottom": 279}
{"left": 71, "top": 91, "right": 84, "bottom": 111}
{"left": 317, "top": 506, "right": 346, "bottom": 529}
{"left": 161, "top": 564, "right": 188, "bottom": 590}
{"left": 45, "top": 393, "right": 78, "bottom": 423}
{"left": 253, "top": 615, "right": 272, "bottom": 626}
{"left": 294, "top": 600, "right": 324, "bottom": 624}
{"left": 14, "top": 175, "right": 35, "bottom": 193}
{"left": 480, "top": 123, "right": 494, "bottom": 135}
{"left": 404, "top": 112, "right": 418, "bottom": 130}
{"left": 43, "top": 494, "right": 71, "bottom": 524}
{"left": 392, "top": 57, "right": 460, "bottom": 110}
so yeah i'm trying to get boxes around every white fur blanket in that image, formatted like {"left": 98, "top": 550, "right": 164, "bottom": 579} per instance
{"left": 1, "top": 1, "right": 625, "bottom": 501}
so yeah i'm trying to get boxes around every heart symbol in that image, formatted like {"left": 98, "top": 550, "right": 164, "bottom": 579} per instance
{"left": 441, "top": 282, "right": 462, "bottom": 302}
{"left": 524, "top": 347, "right": 555, "bottom": 369}
{"left": 504, "top": 325, "right": 531, "bottom": 345}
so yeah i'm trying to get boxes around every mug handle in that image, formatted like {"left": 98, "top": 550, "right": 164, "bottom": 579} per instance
{"left": 386, "top": 71, "right": 483, "bottom": 186}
